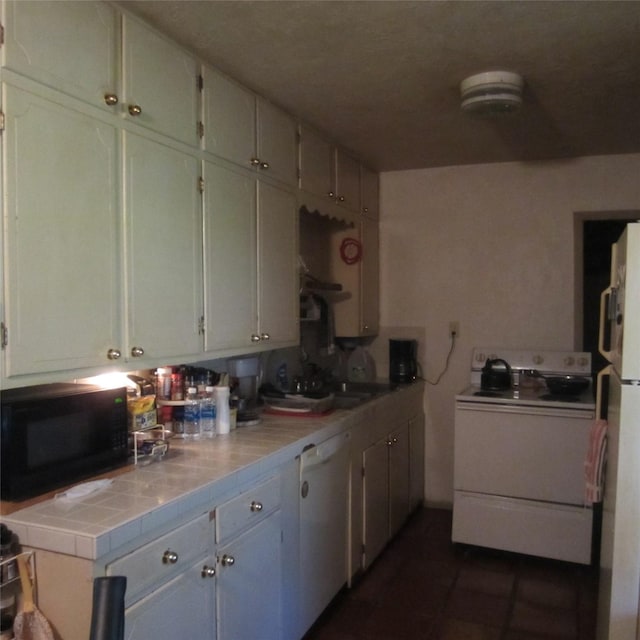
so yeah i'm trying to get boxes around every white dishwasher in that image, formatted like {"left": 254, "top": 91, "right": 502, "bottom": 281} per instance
{"left": 298, "top": 431, "right": 351, "bottom": 636}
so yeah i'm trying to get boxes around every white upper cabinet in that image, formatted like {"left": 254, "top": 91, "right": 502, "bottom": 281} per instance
{"left": 257, "top": 182, "right": 299, "bottom": 346}
{"left": 203, "top": 161, "right": 258, "bottom": 352}
{"left": 122, "top": 16, "right": 200, "bottom": 146}
{"left": 202, "top": 67, "right": 256, "bottom": 170}
{"left": 298, "top": 124, "right": 361, "bottom": 216}
{"left": 124, "top": 133, "right": 203, "bottom": 363}
{"left": 2, "top": 85, "right": 121, "bottom": 376}
{"left": 203, "top": 66, "right": 298, "bottom": 187}
{"left": 361, "top": 166, "right": 380, "bottom": 219}
{"left": 2, "top": 1, "right": 120, "bottom": 111}
{"left": 203, "top": 162, "right": 298, "bottom": 353}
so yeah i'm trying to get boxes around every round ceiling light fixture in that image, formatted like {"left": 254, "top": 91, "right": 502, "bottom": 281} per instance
{"left": 460, "top": 70, "right": 524, "bottom": 114}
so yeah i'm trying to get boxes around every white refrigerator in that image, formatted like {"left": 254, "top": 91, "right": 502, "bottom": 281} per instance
{"left": 597, "top": 221, "right": 640, "bottom": 640}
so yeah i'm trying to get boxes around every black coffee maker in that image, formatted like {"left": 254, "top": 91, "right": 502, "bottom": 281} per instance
{"left": 389, "top": 339, "right": 418, "bottom": 383}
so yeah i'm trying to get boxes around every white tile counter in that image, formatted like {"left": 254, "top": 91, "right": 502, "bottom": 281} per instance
{"left": 3, "top": 407, "right": 360, "bottom": 560}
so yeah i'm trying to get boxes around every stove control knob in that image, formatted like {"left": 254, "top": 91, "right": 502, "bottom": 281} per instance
{"left": 578, "top": 356, "right": 589, "bottom": 367}
{"left": 475, "top": 353, "right": 485, "bottom": 362}
{"left": 564, "top": 356, "right": 575, "bottom": 366}
{"left": 533, "top": 355, "right": 544, "bottom": 365}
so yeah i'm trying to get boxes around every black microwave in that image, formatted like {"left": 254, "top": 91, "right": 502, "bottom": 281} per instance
{"left": 1, "top": 383, "right": 129, "bottom": 501}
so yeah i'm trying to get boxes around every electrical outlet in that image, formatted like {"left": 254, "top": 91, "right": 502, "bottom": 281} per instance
{"left": 449, "top": 321, "right": 459, "bottom": 338}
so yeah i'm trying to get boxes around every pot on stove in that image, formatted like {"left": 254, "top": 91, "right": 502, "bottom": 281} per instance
{"left": 481, "top": 358, "right": 512, "bottom": 391}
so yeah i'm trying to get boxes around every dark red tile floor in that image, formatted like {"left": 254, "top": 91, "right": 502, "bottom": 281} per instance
{"left": 304, "top": 508, "right": 598, "bottom": 640}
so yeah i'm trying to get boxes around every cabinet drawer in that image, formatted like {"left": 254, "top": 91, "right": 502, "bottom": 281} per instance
{"left": 216, "top": 475, "right": 281, "bottom": 543}
{"left": 107, "top": 512, "right": 211, "bottom": 605}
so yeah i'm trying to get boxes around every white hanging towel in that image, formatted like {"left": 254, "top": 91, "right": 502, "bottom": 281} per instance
{"left": 584, "top": 418, "right": 608, "bottom": 505}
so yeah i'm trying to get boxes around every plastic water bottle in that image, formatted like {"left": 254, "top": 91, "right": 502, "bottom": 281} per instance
{"left": 184, "top": 387, "right": 201, "bottom": 439}
{"left": 200, "top": 386, "right": 216, "bottom": 438}
{"left": 215, "top": 386, "right": 230, "bottom": 435}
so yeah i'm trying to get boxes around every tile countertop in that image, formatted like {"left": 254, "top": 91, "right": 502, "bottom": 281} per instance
{"left": 2, "top": 407, "right": 361, "bottom": 562}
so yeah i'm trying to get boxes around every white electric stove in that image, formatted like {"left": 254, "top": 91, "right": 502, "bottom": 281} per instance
{"left": 452, "top": 348, "right": 596, "bottom": 564}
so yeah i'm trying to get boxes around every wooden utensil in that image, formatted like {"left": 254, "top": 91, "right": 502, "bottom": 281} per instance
{"left": 13, "top": 554, "right": 54, "bottom": 640}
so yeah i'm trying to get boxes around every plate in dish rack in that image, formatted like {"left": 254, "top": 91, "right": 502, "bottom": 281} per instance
{"left": 262, "top": 393, "right": 334, "bottom": 414}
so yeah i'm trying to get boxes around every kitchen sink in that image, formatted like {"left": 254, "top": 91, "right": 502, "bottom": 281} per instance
{"left": 330, "top": 381, "right": 397, "bottom": 409}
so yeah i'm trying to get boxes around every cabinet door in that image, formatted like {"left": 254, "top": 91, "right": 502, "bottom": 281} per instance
{"left": 125, "top": 133, "right": 203, "bottom": 362}
{"left": 203, "top": 162, "right": 257, "bottom": 351}
{"left": 203, "top": 66, "right": 256, "bottom": 170}
{"left": 3, "top": 1, "right": 119, "bottom": 111}
{"left": 362, "top": 438, "right": 389, "bottom": 569}
{"left": 124, "top": 559, "right": 215, "bottom": 640}
{"left": 409, "top": 413, "right": 426, "bottom": 512}
{"left": 335, "top": 148, "right": 360, "bottom": 213}
{"left": 388, "top": 423, "right": 410, "bottom": 538}
{"left": 298, "top": 125, "right": 334, "bottom": 200}
{"left": 257, "top": 182, "right": 298, "bottom": 347}
{"left": 3, "top": 85, "right": 120, "bottom": 376}
{"left": 122, "top": 16, "right": 199, "bottom": 146}
{"left": 217, "top": 511, "right": 282, "bottom": 640}
{"left": 361, "top": 166, "right": 379, "bottom": 219}
{"left": 361, "top": 216, "right": 380, "bottom": 336}
{"left": 257, "top": 98, "right": 298, "bottom": 187}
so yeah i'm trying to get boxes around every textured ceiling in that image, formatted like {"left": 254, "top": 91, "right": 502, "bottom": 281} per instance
{"left": 118, "top": 0, "right": 640, "bottom": 172}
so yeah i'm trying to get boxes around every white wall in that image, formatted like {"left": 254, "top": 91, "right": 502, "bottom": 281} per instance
{"left": 377, "top": 153, "right": 640, "bottom": 507}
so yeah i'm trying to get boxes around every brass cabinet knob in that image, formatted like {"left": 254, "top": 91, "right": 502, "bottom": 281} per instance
{"left": 107, "top": 348, "right": 121, "bottom": 360}
{"left": 260, "top": 333, "right": 270, "bottom": 341}
{"left": 327, "top": 191, "right": 335, "bottom": 198}
{"left": 104, "top": 93, "right": 119, "bottom": 106}
{"left": 130, "top": 346, "right": 145, "bottom": 357}
{"left": 128, "top": 104, "right": 142, "bottom": 116}
{"left": 338, "top": 195, "right": 345, "bottom": 202}
{"left": 250, "top": 501, "right": 263, "bottom": 512}
{"left": 250, "top": 334, "right": 261, "bottom": 342}
{"left": 162, "top": 549, "right": 178, "bottom": 564}
{"left": 250, "top": 158, "right": 261, "bottom": 166}
{"left": 260, "top": 161, "right": 269, "bottom": 170}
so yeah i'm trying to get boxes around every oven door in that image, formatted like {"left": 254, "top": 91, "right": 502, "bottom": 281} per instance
{"left": 454, "top": 401, "right": 593, "bottom": 505}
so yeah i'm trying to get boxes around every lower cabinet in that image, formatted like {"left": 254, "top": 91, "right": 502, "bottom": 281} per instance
{"left": 216, "top": 510, "right": 282, "bottom": 639}
{"left": 362, "top": 421, "right": 410, "bottom": 569}
{"left": 215, "top": 474, "right": 283, "bottom": 640}
{"left": 124, "top": 558, "right": 216, "bottom": 640}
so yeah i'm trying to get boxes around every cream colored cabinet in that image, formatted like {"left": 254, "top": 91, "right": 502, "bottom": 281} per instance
{"left": 2, "top": 84, "right": 121, "bottom": 376}
{"left": 409, "top": 413, "right": 426, "bottom": 511}
{"left": 216, "top": 475, "right": 282, "bottom": 640}
{"left": 299, "top": 125, "right": 361, "bottom": 215}
{"left": 203, "top": 66, "right": 297, "bottom": 187}
{"left": 107, "top": 512, "right": 215, "bottom": 640}
{"left": 122, "top": 15, "right": 200, "bottom": 146}
{"left": 2, "top": 0, "right": 120, "bottom": 112}
{"left": 331, "top": 215, "right": 379, "bottom": 338}
{"left": 123, "top": 133, "right": 203, "bottom": 364}
{"left": 203, "top": 161, "right": 297, "bottom": 354}
{"left": 362, "top": 422, "right": 410, "bottom": 569}
{"left": 360, "top": 166, "right": 379, "bottom": 219}
{"left": 257, "top": 182, "right": 299, "bottom": 346}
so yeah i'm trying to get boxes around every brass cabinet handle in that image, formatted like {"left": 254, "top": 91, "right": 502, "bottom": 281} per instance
{"left": 201, "top": 565, "right": 216, "bottom": 578}
{"left": 107, "top": 348, "right": 121, "bottom": 360}
{"left": 128, "top": 104, "right": 142, "bottom": 116}
{"left": 162, "top": 549, "right": 178, "bottom": 564}
{"left": 130, "top": 346, "right": 145, "bottom": 357}
{"left": 221, "top": 554, "right": 235, "bottom": 567}
{"left": 104, "top": 93, "right": 119, "bottom": 106}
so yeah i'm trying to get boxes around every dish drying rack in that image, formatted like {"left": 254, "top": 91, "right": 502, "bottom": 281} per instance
{"left": 131, "top": 424, "right": 171, "bottom": 465}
